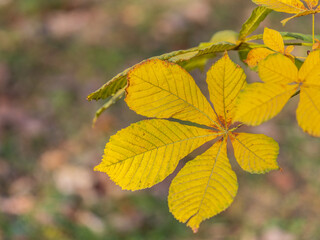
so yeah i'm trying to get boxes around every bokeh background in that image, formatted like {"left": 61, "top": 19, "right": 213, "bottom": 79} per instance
{"left": 1, "top": 0, "right": 320, "bottom": 239}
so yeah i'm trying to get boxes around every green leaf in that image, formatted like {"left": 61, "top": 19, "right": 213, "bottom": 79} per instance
{"left": 87, "top": 75, "right": 127, "bottom": 101}
{"left": 92, "top": 89, "right": 125, "bottom": 127}
{"left": 210, "top": 30, "right": 239, "bottom": 44}
{"left": 179, "top": 54, "right": 216, "bottom": 71}
{"left": 281, "top": 32, "right": 320, "bottom": 42}
{"left": 247, "top": 32, "right": 320, "bottom": 42}
{"left": 196, "top": 42, "right": 238, "bottom": 56}
{"left": 239, "top": 6, "right": 272, "bottom": 41}
{"left": 294, "top": 58, "right": 304, "bottom": 69}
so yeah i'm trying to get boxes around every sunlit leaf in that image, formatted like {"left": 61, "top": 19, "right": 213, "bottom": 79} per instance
{"left": 230, "top": 132, "right": 279, "bottom": 173}
{"left": 296, "top": 86, "right": 320, "bottom": 137}
{"left": 298, "top": 50, "right": 320, "bottom": 83}
{"left": 258, "top": 53, "right": 298, "bottom": 84}
{"left": 239, "top": 6, "right": 272, "bottom": 41}
{"left": 263, "top": 27, "right": 284, "bottom": 53}
{"left": 234, "top": 83, "right": 298, "bottom": 126}
{"left": 206, "top": 53, "right": 246, "bottom": 126}
{"left": 126, "top": 59, "right": 221, "bottom": 128}
{"left": 168, "top": 139, "right": 237, "bottom": 232}
{"left": 95, "top": 119, "right": 219, "bottom": 190}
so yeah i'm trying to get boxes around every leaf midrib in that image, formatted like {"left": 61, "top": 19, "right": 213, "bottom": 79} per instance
{"left": 106, "top": 132, "right": 220, "bottom": 167}
{"left": 187, "top": 139, "right": 225, "bottom": 224}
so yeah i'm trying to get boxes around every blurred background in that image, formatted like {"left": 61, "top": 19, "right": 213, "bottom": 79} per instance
{"left": 0, "top": 0, "right": 319, "bottom": 239}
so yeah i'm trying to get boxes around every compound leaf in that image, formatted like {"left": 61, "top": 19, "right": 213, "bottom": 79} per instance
{"left": 168, "top": 139, "right": 237, "bottom": 233}
{"left": 126, "top": 59, "right": 221, "bottom": 128}
{"left": 95, "top": 119, "right": 219, "bottom": 190}
{"left": 230, "top": 132, "right": 279, "bottom": 173}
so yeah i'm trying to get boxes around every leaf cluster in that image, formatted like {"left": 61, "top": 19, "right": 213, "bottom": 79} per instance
{"left": 89, "top": 0, "right": 320, "bottom": 232}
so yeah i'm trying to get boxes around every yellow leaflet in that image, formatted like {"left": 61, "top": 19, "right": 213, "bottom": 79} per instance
{"left": 230, "top": 133, "right": 279, "bottom": 173}
{"left": 246, "top": 48, "right": 274, "bottom": 68}
{"left": 252, "top": 0, "right": 307, "bottom": 14}
{"left": 284, "top": 45, "right": 295, "bottom": 54}
{"left": 168, "top": 139, "right": 237, "bottom": 233}
{"left": 296, "top": 86, "right": 320, "bottom": 137}
{"left": 206, "top": 53, "right": 247, "bottom": 127}
{"left": 94, "top": 119, "right": 219, "bottom": 190}
{"left": 234, "top": 83, "right": 298, "bottom": 126}
{"left": 259, "top": 53, "right": 298, "bottom": 84}
{"left": 298, "top": 50, "right": 320, "bottom": 83}
{"left": 126, "top": 59, "right": 220, "bottom": 128}
{"left": 263, "top": 27, "right": 284, "bottom": 53}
